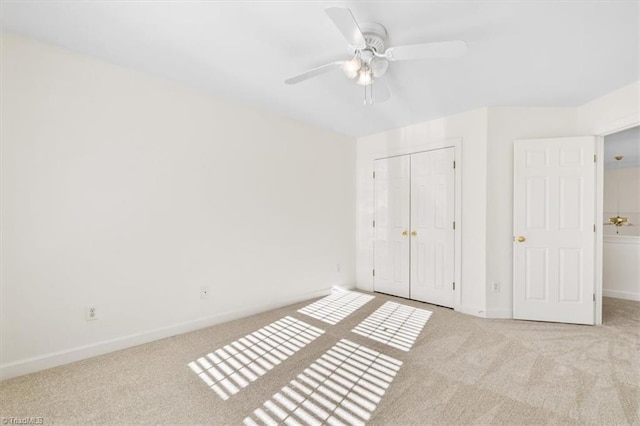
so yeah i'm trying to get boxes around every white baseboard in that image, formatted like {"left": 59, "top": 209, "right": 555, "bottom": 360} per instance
{"left": 355, "top": 283, "right": 373, "bottom": 293}
{"left": 485, "top": 309, "right": 513, "bottom": 319}
{"left": 457, "top": 305, "right": 486, "bottom": 318}
{"left": 603, "top": 289, "right": 640, "bottom": 301}
{"left": 0, "top": 287, "right": 332, "bottom": 381}
{"left": 333, "top": 284, "right": 357, "bottom": 291}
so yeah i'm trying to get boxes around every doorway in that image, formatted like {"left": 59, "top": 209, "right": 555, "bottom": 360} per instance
{"left": 601, "top": 126, "right": 640, "bottom": 321}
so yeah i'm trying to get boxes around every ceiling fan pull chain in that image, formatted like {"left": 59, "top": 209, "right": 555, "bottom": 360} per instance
{"left": 369, "top": 82, "right": 373, "bottom": 105}
{"left": 363, "top": 82, "right": 366, "bottom": 105}
{"left": 371, "top": 81, "right": 375, "bottom": 105}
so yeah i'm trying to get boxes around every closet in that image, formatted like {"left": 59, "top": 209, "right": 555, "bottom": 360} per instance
{"left": 373, "top": 148, "right": 455, "bottom": 308}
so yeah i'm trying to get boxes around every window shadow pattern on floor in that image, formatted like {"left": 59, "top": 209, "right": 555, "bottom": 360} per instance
{"left": 351, "top": 301, "right": 432, "bottom": 351}
{"left": 243, "top": 339, "right": 402, "bottom": 426}
{"left": 189, "top": 316, "right": 325, "bottom": 400}
{"left": 298, "top": 290, "right": 375, "bottom": 325}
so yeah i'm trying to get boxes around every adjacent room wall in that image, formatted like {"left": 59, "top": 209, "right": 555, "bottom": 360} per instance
{"left": 0, "top": 33, "right": 356, "bottom": 379}
{"left": 602, "top": 165, "right": 640, "bottom": 301}
{"left": 603, "top": 235, "right": 640, "bottom": 301}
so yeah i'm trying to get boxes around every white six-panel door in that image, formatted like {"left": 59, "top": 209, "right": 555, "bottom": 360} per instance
{"left": 373, "top": 155, "right": 410, "bottom": 298}
{"left": 374, "top": 149, "right": 455, "bottom": 307}
{"left": 410, "top": 149, "right": 455, "bottom": 307}
{"left": 513, "top": 137, "right": 596, "bottom": 325}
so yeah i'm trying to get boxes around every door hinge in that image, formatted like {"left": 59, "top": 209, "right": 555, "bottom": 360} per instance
{"left": 594, "top": 224, "right": 596, "bottom": 232}
{"left": 453, "top": 160, "right": 456, "bottom": 169}
{"left": 373, "top": 171, "right": 376, "bottom": 179}
{"left": 453, "top": 282, "right": 456, "bottom": 290}
{"left": 453, "top": 221, "right": 456, "bottom": 230}
{"left": 594, "top": 154, "right": 597, "bottom": 163}
{"left": 373, "top": 220, "right": 375, "bottom": 228}
{"left": 372, "top": 269, "right": 375, "bottom": 277}
{"left": 593, "top": 294, "right": 595, "bottom": 302}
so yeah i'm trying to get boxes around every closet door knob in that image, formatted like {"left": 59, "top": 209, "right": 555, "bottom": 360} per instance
{"left": 402, "top": 230, "right": 408, "bottom": 236}
{"left": 411, "top": 231, "right": 418, "bottom": 236}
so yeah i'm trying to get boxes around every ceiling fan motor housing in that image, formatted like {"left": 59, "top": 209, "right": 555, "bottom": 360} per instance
{"left": 354, "top": 22, "right": 388, "bottom": 54}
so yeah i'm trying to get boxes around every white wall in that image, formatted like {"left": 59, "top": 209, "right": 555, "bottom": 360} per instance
{"left": 356, "top": 108, "right": 488, "bottom": 316}
{"left": 577, "top": 81, "right": 640, "bottom": 136}
{"left": 0, "top": 33, "right": 356, "bottom": 379}
{"left": 604, "top": 167, "right": 640, "bottom": 236}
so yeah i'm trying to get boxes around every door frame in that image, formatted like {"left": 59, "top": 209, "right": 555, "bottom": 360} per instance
{"left": 373, "top": 141, "right": 462, "bottom": 312}
{"left": 595, "top": 120, "right": 640, "bottom": 325}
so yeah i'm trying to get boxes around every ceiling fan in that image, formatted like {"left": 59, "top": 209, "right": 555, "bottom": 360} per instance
{"left": 285, "top": 7, "right": 468, "bottom": 104}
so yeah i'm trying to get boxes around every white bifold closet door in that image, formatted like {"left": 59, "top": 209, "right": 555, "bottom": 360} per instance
{"left": 374, "top": 148, "right": 455, "bottom": 307}
{"left": 373, "top": 155, "right": 411, "bottom": 298}
{"left": 410, "top": 149, "right": 455, "bottom": 307}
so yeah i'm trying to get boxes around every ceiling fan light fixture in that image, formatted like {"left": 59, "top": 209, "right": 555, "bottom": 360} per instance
{"left": 370, "top": 57, "right": 389, "bottom": 78}
{"left": 356, "top": 67, "right": 372, "bottom": 86}
{"left": 342, "top": 57, "right": 362, "bottom": 79}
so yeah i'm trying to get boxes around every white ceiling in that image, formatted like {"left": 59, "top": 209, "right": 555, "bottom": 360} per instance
{"left": 1, "top": 1, "right": 638, "bottom": 137}
{"left": 604, "top": 126, "right": 640, "bottom": 169}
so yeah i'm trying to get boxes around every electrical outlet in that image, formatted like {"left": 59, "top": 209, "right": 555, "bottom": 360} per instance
{"left": 200, "top": 286, "right": 210, "bottom": 300}
{"left": 86, "top": 305, "right": 98, "bottom": 321}
{"left": 336, "top": 264, "right": 341, "bottom": 272}
{"left": 491, "top": 282, "right": 501, "bottom": 293}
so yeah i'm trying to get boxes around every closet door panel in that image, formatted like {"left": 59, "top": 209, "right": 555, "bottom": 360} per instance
{"left": 410, "top": 149, "right": 455, "bottom": 307}
{"left": 374, "top": 155, "right": 410, "bottom": 298}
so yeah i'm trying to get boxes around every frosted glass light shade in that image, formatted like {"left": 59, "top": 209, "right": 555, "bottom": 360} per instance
{"left": 356, "top": 68, "right": 372, "bottom": 86}
{"left": 342, "top": 58, "right": 362, "bottom": 79}
{"left": 370, "top": 57, "right": 388, "bottom": 78}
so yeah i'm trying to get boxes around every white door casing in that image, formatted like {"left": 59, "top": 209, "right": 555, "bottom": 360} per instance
{"left": 373, "top": 155, "right": 410, "bottom": 298}
{"left": 513, "top": 137, "right": 596, "bottom": 325}
{"left": 410, "top": 149, "right": 456, "bottom": 307}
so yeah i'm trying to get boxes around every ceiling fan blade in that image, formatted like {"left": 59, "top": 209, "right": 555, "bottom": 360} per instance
{"left": 325, "top": 7, "right": 366, "bottom": 48}
{"left": 284, "top": 61, "right": 344, "bottom": 85}
{"left": 385, "top": 40, "right": 467, "bottom": 61}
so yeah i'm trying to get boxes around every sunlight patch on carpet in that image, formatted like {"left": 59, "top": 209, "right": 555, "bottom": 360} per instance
{"left": 351, "top": 301, "right": 431, "bottom": 352}
{"left": 188, "top": 316, "right": 324, "bottom": 400}
{"left": 243, "top": 339, "right": 402, "bottom": 426}
{"left": 298, "top": 290, "right": 375, "bottom": 325}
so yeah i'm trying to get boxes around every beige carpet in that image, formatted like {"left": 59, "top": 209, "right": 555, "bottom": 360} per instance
{"left": 1, "top": 293, "right": 638, "bottom": 425}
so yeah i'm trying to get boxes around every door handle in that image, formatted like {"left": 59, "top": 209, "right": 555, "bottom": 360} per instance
{"left": 402, "top": 230, "right": 408, "bottom": 236}
{"left": 516, "top": 236, "right": 526, "bottom": 242}
{"left": 411, "top": 231, "right": 418, "bottom": 236}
